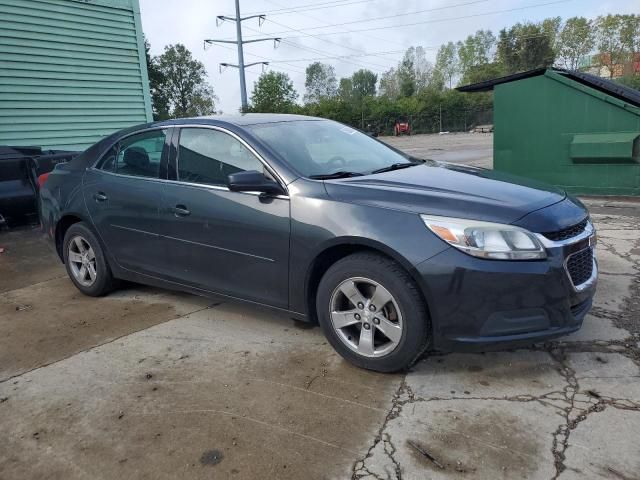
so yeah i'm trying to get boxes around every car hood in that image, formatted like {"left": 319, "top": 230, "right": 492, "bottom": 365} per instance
{"left": 323, "top": 162, "right": 568, "bottom": 226}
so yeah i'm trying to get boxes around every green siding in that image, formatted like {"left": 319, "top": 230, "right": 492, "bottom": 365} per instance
{"left": 0, "top": 0, "right": 152, "bottom": 151}
{"left": 493, "top": 71, "right": 640, "bottom": 196}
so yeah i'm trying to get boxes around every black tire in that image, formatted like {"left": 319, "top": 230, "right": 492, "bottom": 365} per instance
{"left": 63, "top": 222, "right": 115, "bottom": 297}
{"left": 316, "top": 252, "right": 430, "bottom": 372}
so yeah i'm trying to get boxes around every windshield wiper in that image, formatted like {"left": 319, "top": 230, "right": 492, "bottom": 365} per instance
{"left": 309, "top": 171, "right": 365, "bottom": 180}
{"left": 370, "top": 160, "right": 424, "bottom": 175}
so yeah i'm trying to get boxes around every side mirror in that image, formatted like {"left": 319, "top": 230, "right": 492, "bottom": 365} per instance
{"left": 227, "top": 170, "right": 285, "bottom": 195}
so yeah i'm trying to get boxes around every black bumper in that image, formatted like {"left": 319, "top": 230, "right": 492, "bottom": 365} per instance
{"left": 417, "top": 239, "right": 597, "bottom": 352}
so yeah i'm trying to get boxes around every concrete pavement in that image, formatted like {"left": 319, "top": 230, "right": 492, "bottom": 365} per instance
{"left": 1, "top": 138, "right": 638, "bottom": 479}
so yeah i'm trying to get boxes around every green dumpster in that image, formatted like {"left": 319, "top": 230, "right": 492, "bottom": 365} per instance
{"left": 458, "top": 68, "right": 640, "bottom": 196}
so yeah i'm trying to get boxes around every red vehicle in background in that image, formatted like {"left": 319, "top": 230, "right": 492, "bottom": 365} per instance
{"left": 394, "top": 116, "right": 411, "bottom": 136}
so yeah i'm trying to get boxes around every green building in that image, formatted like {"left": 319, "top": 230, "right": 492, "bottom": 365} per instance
{"left": 458, "top": 68, "right": 640, "bottom": 196}
{"left": 0, "top": 0, "right": 152, "bottom": 151}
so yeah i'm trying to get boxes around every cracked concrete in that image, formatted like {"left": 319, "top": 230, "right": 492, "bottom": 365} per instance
{"left": 352, "top": 200, "right": 640, "bottom": 480}
{"left": 1, "top": 195, "right": 639, "bottom": 478}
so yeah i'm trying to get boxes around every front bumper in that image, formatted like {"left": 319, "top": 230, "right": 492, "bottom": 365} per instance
{"left": 417, "top": 230, "right": 597, "bottom": 352}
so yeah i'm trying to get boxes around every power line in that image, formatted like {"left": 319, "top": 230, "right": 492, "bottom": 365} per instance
{"left": 238, "top": 0, "right": 496, "bottom": 42}
{"left": 239, "top": 0, "right": 376, "bottom": 17}
{"left": 262, "top": 0, "right": 407, "bottom": 49}
{"left": 245, "top": 0, "right": 574, "bottom": 39}
{"left": 242, "top": 23, "right": 389, "bottom": 73}
{"left": 267, "top": 49, "right": 406, "bottom": 63}
{"left": 210, "top": 0, "right": 577, "bottom": 93}
{"left": 263, "top": 18, "right": 392, "bottom": 70}
{"left": 280, "top": 39, "right": 388, "bottom": 72}
{"left": 280, "top": 0, "right": 492, "bottom": 29}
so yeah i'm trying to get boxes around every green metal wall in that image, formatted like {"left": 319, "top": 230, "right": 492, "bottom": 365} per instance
{"left": 494, "top": 70, "right": 640, "bottom": 196}
{"left": 0, "top": 0, "right": 152, "bottom": 151}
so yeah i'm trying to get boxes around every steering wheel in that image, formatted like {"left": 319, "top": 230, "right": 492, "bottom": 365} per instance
{"left": 326, "top": 155, "right": 346, "bottom": 170}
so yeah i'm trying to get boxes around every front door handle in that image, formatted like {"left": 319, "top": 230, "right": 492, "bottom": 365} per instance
{"left": 172, "top": 205, "right": 191, "bottom": 217}
{"left": 93, "top": 192, "right": 108, "bottom": 202}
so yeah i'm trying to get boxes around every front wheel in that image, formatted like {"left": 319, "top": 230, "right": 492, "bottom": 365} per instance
{"left": 316, "top": 252, "right": 430, "bottom": 372}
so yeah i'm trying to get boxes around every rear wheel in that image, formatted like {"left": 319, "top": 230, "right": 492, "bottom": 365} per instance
{"left": 63, "top": 222, "right": 115, "bottom": 296}
{"left": 316, "top": 252, "right": 430, "bottom": 372}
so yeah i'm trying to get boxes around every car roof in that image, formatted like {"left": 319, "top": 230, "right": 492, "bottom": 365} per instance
{"left": 151, "top": 113, "right": 325, "bottom": 128}
{"left": 64, "top": 114, "right": 326, "bottom": 172}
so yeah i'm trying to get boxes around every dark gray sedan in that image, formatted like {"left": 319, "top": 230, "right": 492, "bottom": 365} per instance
{"left": 40, "top": 114, "right": 597, "bottom": 372}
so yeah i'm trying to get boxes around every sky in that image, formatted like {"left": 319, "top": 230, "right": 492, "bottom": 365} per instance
{"left": 139, "top": 0, "right": 638, "bottom": 113}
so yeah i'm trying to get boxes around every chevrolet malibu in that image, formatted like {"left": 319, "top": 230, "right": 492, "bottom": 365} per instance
{"left": 40, "top": 114, "right": 597, "bottom": 372}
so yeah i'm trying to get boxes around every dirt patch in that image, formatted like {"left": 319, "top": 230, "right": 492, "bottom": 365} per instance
{"left": 0, "top": 310, "right": 398, "bottom": 480}
{"left": 614, "top": 277, "right": 640, "bottom": 336}
{"left": 0, "top": 226, "right": 65, "bottom": 294}
{"left": 0, "top": 278, "right": 191, "bottom": 380}
{"left": 405, "top": 409, "right": 540, "bottom": 477}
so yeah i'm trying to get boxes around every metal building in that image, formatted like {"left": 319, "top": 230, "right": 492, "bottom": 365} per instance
{"left": 458, "top": 68, "right": 640, "bottom": 196}
{"left": 0, "top": 0, "right": 152, "bottom": 151}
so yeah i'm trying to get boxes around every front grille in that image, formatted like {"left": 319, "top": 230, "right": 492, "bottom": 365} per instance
{"left": 566, "top": 248, "right": 593, "bottom": 286}
{"left": 543, "top": 219, "right": 588, "bottom": 242}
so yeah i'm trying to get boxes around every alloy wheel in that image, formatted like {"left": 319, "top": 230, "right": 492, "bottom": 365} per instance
{"left": 329, "top": 277, "right": 403, "bottom": 358}
{"left": 67, "top": 235, "right": 97, "bottom": 287}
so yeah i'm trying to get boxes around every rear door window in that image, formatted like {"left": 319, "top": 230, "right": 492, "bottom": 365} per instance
{"left": 176, "top": 128, "right": 264, "bottom": 187}
{"left": 100, "top": 129, "right": 167, "bottom": 178}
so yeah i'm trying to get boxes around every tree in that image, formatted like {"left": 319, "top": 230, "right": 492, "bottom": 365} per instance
{"left": 303, "top": 62, "right": 337, "bottom": 103}
{"left": 542, "top": 16, "right": 562, "bottom": 56}
{"left": 145, "top": 39, "right": 169, "bottom": 120}
{"left": 154, "top": 44, "right": 217, "bottom": 118}
{"left": 497, "top": 22, "right": 556, "bottom": 74}
{"left": 351, "top": 69, "right": 377, "bottom": 98}
{"left": 460, "top": 62, "right": 505, "bottom": 86}
{"left": 249, "top": 71, "right": 298, "bottom": 112}
{"left": 397, "top": 52, "right": 416, "bottom": 97}
{"left": 620, "top": 14, "right": 640, "bottom": 58}
{"left": 435, "top": 42, "right": 459, "bottom": 88}
{"left": 338, "top": 77, "right": 354, "bottom": 102}
{"left": 595, "top": 15, "right": 628, "bottom": 78}
{"left": 457, "top": 30, "right": 496, "bottom": 80}
{"left": 381, "top": 47, "right": 439, "bottom": 97}
{"left": 379, "top": 68, "right": 400, "bottom": 99}
{"left": 412, "top": 46, "right": 437, "bottom": 92}
{"left": 556, "top": 17, "right": 595, "bottom": 70}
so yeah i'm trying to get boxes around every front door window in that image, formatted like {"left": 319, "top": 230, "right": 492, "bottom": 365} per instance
{"left": 177, "top": 128, "right": 264, "bottom": 186}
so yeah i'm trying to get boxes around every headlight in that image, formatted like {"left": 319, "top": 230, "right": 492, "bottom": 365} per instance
{"left": 421, "top": 215, "right": 547, "bottom": 260}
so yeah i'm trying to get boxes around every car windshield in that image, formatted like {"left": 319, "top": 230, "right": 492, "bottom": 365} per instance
{"left": 247, "top": 120, "right": 412, "bottom": 178}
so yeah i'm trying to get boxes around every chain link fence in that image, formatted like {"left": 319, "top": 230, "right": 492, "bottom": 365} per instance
{"left": 356, "top": 107, "right": 493, "bottom": 136}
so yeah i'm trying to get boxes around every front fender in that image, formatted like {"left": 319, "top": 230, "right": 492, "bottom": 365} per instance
{"left": 288, "top": 192, "right": 448, "bottom": 315}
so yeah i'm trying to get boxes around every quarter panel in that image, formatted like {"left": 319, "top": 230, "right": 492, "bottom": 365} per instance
{"left": 39, "top": 166, "right": 89, "bottom": 254}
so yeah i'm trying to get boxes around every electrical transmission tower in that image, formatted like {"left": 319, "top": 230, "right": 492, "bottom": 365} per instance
{"left": 205, "top": 0, "right": 281, "bottom": 111}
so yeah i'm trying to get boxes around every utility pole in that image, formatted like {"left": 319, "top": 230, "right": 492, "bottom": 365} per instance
{"left": 204, "top": 0, "right": 281, "bottom": 112}
{"left": 234, "top": 0, "right": 247, "bottom": 109}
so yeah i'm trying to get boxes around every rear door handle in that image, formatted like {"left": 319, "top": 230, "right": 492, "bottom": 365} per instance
{"left": 172, "top": 205, "right": 191, "bottom": 217}
{"left": 93, "top": 192, "right": 108, "bottom": 202}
